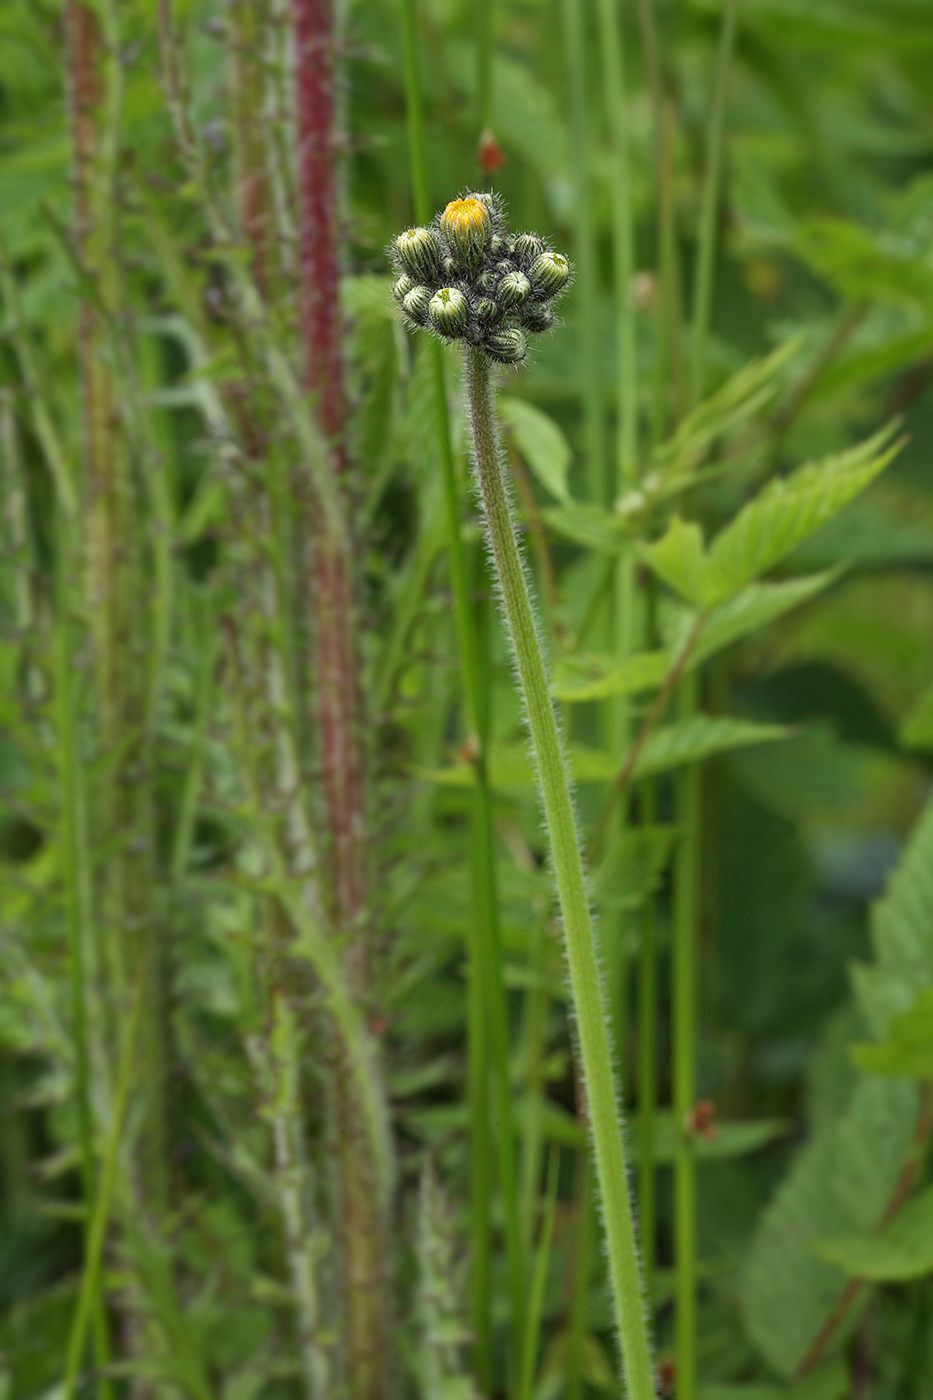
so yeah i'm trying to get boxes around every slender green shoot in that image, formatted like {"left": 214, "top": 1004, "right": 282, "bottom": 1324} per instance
{"left": 62, "top": 982, "right": 142, "bottom": 1400}
{"left": 673, "top": 672, "right": 701, "bottom": 1400}
{"left": 676, "top": 9, "right": 740, "bottom": 1392}
{"left": 466, "top": 343, "right": 655, "bottom": 1400}
{"left": 690, "top": 0, "right": 741, "bottom": 408}
{"left": 519, "top": 1147, "right": 560, "bottom": 1400}
{"left": 561, "top": 0, "right": 606, "bottom": 505}
{"left": 399, "top": 0, "right": 525, "bottom": 1378}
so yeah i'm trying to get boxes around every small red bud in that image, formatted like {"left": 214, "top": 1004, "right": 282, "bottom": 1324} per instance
{"left": 477, "top": 128, "right": 508, "bottom": 173}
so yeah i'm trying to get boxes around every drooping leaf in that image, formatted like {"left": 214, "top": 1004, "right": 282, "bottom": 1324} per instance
{"left": 815, "top": 1186, "right": 933, "bottom": 1282}
{"left": 499, "top": 395, "right": 572, "bottom": 502}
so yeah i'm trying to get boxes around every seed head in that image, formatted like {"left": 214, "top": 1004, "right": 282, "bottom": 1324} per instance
{"left": 529, "top": 251, "right": 570, "bottom": 297}
{"left": 428, "top": 286, "right": 469, "bottom": 338}
{"left": 441, "top": 196, "right": 492, "bottom": 269}
{"left": 498, "top": 270, "right": 531, "bottom": 309}
{"left": 394, "top": 226, "right": 443, "bottom": 283}
{"left": 484, "top": 326, "right": 527, "bottom": 365}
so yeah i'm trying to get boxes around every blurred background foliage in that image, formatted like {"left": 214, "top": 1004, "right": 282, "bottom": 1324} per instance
{"left": 2, "top": 0, "right": 933, "bottom": 1397}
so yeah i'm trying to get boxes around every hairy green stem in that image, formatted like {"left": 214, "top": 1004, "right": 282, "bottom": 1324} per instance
{"left": 400, "top": 0, "right": 525, "bottom": 1377}
{"left": 466, "top": 344, "right": 654, "bottom": 1399}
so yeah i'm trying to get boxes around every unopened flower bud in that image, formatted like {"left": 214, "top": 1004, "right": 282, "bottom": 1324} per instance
{"left": 402, "top": 285, "right": 431, "bottom": 325}
{"left": 484, "top": 326, "right": 527, "bottom": 365}
{"left": 476, "top": 297, "right": 501, "bottom": 324}
{"left": 511, "top": 233, "right": 546, "bottom": 269}
{"left": 521, "top": 302, "right": 554, "bottom": 333}
{"left": 440, "top": 196, "right": 492, "bottom": 269}
{"left": 428, "top": 286, "right": 469, "bottom": 337}
{"left": 394, "top": 226, "right": 443, "bottom": 283}
{"left": 393, "top": 274, "right": 413, "bottom": 302}
{"left": 498, "top": 270, "right": 530, "bottom": 309}
{"left": 529, "top": 251, "right": 570, "bottom": 297}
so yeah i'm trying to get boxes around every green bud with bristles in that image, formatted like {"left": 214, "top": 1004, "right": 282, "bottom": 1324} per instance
{"left": 484, "top": 326, "right": 527, "bottom": 365}
{"left": 393, "top": 274, "right": 413, "bottom": 303}
{"left": 529, "top": 251, "right": 570, "bottom": 297}
{"left": 476, "top": 297, "right": 501, "bottom": 325}
{"left": 520, "top": 302, "right": 554, "bottom": 333}
{"left": 402, "top": 286, "right": 431, "bottom": 326}
{"left": 498, "top": 270, "right": 531, "bottom": 309}
{"left": 511, "top": 233, "right": 546, "bottom": 269}
{"left": 395, "top": 226, "right": 444, "bottom": 283}
{"left": 428, "top": 286, "right": 469, "bottom": 338}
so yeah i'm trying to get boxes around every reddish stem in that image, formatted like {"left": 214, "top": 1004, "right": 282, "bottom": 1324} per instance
{"left": 293, "top": 5, "right": 386, "bottom": 1395}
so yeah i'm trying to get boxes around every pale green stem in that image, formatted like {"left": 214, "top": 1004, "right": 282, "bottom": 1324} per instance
{"left": 561, "top": 0, "right": 607, "bottom": 506}
{"left": 673, "top": 673, "right": 701, "bottom": 1400}
{"left": 465, "top": 344, "right": 654, "bottom": 1399}
{"left": 690, "top": 0, "right": 740, "bottom": 407}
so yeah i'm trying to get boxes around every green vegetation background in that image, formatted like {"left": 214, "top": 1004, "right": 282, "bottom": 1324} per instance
{"left": 3, "top": 0, "right": 933, "bottom": 1397}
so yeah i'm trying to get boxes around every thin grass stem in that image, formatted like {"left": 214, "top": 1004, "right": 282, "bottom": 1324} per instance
{"left": 561, "top": 0, "right": 606, "bottom": 506}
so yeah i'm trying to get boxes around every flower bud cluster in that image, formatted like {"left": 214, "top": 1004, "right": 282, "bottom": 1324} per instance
{"left": 390, "top": 193, "right": 571, "bottom": 366}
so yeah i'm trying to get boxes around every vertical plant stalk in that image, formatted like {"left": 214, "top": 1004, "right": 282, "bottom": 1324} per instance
{"left": 561, "top": 0, "right": 606, "bottom": 506}
{"left": 465, "top": 343, "right": 655, "bottom": 1400}
{"left": 293, "top": 4, "right": 388, "bottom": 1395}
{"left": 399, "top": 0, "right": 526, "bottom": 1380}
{"left": 67, "top": 0, "right": 171, "bottom": 1238}
{"left": 689, "top": 0, "right": 740, "bottom": 408}
{"left": 675, "top": 8, "right": 739, "bottom": 1393}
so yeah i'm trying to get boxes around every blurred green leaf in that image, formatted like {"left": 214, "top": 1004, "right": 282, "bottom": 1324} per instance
{"left": 851, "top": 987, "right": 933, "bottom": 1079}
{"left": 815, "top": 1186, "right": 933, "bottom": 1281}
{"left": 500, "top": 396, "right": 572, "bottom": 502}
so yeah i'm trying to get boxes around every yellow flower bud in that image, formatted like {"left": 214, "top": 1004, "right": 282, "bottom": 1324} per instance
{"left": 440, "top": 196, "right": 492, "bottom": 269}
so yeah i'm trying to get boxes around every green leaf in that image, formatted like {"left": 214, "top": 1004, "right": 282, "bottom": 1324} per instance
{"left": 741, "top": 1077, "right": 920, "bottom": 1377}
{"left": 851, "top": 795, "right": 933, "bottom": 1036}
{"left": 551, "top": 649, "right": 669, "bottom": 703}
{"left": 796, "top": 217, "right": 933, "bottom": 313}
{"left": 589, "top": 825, "right": 679, "bottom": 912}
{"left": 499, "top": 396, "right": 572, "bottom": 502}
{"left": 650, "top": 338, "right": 801, "bottom": 485}
{"left": 700, "top": 1365, "right": 848, "bottom": 1400}
{"left": 641, "top": 517, "right": 708, "bottom": 604}
{"left": 631, "top": 716, "right": 790, "bottom": 781}
{"left": 851, "top": 987, "right": 933, "bottom": 1079}
{"left": 542, "top": 502, "right": 631, "bottom": 554}
{"left": 814, "top": 1186, "right": 933, "bottom": 1281}
{"left": 692, "top": 573, "right": 840, "bottom": 667}
{"left": 901, "top": 683, "right": 933, "bottom": 752}
{"left": 704, "top": 426, "right": 900, "bottom": 605}
{"left": 630, "top": 1111, "right": 788, "bottom": 1165}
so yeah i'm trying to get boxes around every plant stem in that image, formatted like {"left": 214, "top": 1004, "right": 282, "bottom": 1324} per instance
{"left": 675, "top": 11, "right": 739, "bottom": 1390}
{"left": 689, "top": 0, "right": 740, "bottom": 408}
{"left": 294, "top": 3, "right": 387, "bottom": 1393}
{"left": 466, "top": 344, "right": 654, "bottom": 1400}
{"left": 673, "top": 672, "right": 701, "bottom": 1400}
{"left": 561, "top": 0, "right": 606, "bottom": 506}
{"left": 400, "top": 0, "right": 525, "bottom": 1378}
